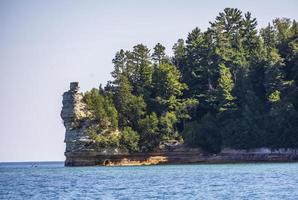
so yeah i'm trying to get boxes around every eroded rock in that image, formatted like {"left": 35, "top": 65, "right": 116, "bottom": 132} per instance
{"left": 61, "top": 82, "right": 93, "bottom": 153}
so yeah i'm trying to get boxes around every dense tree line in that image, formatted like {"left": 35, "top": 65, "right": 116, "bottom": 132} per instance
{"left": 83, "top": 8, "right": 298, "bottom": 153}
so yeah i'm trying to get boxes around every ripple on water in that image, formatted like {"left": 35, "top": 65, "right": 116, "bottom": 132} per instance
{"left": 0, "top": 162, "right": 298, "bottom": 199}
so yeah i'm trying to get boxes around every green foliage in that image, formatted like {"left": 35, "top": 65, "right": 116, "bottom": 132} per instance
{"left": 88, "top": 128, "right": 120, "bottom": 149}
{"left": 120, "top": 127, "right": 140, "bottom": 152}
{"left": 217, "top": 63, "right": 236, "bottom": 111}
{"left": 172, "top": 39, "right": 186, "bottom": 69}
{"left": 183, "top": 113, "right": 221, "bottom": 153}
{"left": 83, "top": 88, "right": 118, "bottom": 130}
{"left": 113, "top": 75, "right": 146, "bottom": 129}
{"left": 130, "top": 44, "right": 153, "bottom": 95}
{"left": 159, "top": 112, "right": 177, "bottom": 140}
{"left": 152, "top": 63, "right": 197, "bottom": 121}
{"left": 152, "top": 63, "right": 187, "bottom": 99}
{"left": 138, "top": 112, "right": 160, "bottom": 152}
{"left": 152, "top": 43, "right": 167, "bottom": 64}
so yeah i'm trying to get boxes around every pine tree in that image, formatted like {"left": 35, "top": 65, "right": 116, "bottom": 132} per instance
{"left": 83, "top": 88, "right": 118, "bottom": 130}
{"left": 217, "top": 63, "right": 236, "bottom": 112}
{"left": 114, "top": 75, "right": 146, "bottom": 129}
{"left": 130, "top": 44, "right": 153, "bottom": 95}
{"left": 172, "top": 39, "right": 186, "bottom": 70}
{"left": 152, "top": 43, "right": 167, "bottom": 64}
{"left": 139, "top": 112, "right": 160, "bottom": 151}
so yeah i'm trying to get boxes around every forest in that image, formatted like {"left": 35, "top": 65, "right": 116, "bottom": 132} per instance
{"left": 82, "top": 8, "right": 298, "bottom": 153}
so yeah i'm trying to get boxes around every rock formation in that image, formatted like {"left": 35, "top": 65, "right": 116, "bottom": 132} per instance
{"left": 61, "top": 82, "right": 91, "bottom": 152}
{"left": 61, "top": 82, "right": 97, "bottom": 166}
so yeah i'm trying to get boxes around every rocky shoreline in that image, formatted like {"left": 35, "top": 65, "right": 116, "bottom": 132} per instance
{"left": 64, "top": 148, "right": 298, "bottom": 166}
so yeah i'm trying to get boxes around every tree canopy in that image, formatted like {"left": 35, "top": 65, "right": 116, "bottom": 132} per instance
{"left": 83, "top": 8, "right": 298, "bottom": 153}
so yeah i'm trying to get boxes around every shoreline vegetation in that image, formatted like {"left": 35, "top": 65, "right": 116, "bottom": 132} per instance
{"left": 61, "top": 8, "right": 298, "bottom": 166}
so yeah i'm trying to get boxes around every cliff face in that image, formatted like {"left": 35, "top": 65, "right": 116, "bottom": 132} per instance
{"left": 61, "top": 82, "right": 91, "bottom": 152}
{"left": 61, "top": 82, "right": 98, "bottom": 166}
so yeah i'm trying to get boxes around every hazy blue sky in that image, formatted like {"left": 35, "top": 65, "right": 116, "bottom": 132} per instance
{"left": 1, "top": 0, "right": 297, "bottom": 162}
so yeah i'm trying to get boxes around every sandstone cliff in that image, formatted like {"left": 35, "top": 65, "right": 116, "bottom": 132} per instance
{"left": 61, "top": 82, "right": 91, "bottom": 153}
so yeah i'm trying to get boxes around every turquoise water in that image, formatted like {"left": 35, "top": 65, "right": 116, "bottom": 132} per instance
{"left": 0, "top": 162, "right": 298, "bottom": 199}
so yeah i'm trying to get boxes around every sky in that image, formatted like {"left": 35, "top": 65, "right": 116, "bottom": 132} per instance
{"left": 0, "top": 0, "right": 297, "bottom": 162}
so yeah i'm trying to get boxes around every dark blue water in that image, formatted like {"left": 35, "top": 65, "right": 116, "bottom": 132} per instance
{"left": 0, "top": 162, "right": 298, "bottom": 199}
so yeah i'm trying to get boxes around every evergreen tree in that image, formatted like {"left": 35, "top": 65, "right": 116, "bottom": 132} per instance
{"left": 139, "top": 112, "right": 160, "bottom": 151}
{"left": 152, "top": 43, "right": 167, "bottom": 64}
{"left": 172, "top": 39, "right": 186, "bottom": 70}
{"left": 159, "top": 112, "right": 178, "bottom": 140}
{"left": 114, "top": 75, "right": 146, "bottom": 129}
{"left": 120, "top": 127, "right": 140, "bottom": 152}
{"left": 83, "top": 88, "right": 118, "bottom": 130}
{"left": 217, "top": 64, "right": 236, "bottom": 112}
{"left": 130, "top": 44, "right": 153, "bottom": 96}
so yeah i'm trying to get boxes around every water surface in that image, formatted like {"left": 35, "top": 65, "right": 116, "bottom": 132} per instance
{"left": 0, "top": 162, "right": 297, "bottom": 199}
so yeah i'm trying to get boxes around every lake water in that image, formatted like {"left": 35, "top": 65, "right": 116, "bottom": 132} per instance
{"left": 0, "top": 162, "right": 297, "bottom": 199}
